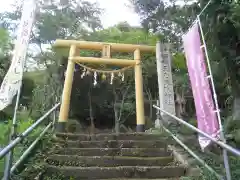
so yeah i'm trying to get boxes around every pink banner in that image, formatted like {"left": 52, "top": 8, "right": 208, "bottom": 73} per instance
{"left": 182, "top": 23, "right": 220, "bottom": 150}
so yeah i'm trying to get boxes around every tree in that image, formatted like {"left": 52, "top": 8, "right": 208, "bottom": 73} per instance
{"left": 131, "top": 0, "right": 240, "bottom": 120}
{"left": 0, "top": 28, "right": 12, "bottom": 119}
{"left": 0, "top": 0, "right": 103, "bottom": 117}
{"left": 0, "top": 28, "right": 11, "bottom": 82}
{"left": 200, "top": 0, "right": 240, "bottom": 120}
{"left": 112, "top": 79, "right": 134, "bottom": 133}
{"left": 130, "top": 0, "right": 200, "bottom": 50}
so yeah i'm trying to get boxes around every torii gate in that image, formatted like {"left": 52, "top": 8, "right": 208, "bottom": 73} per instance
{"left": 53, "top": 40, "right": 175, "bottom": 132}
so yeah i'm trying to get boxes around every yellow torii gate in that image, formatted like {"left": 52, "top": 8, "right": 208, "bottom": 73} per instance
{"left": 53, "top": 39, "right": 155, "bottom": 132}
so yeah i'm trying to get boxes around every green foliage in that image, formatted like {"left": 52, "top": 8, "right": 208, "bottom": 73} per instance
{"left": 24, "top": 70, "right": 47, "bottom": 85}
{"left": 0, "top": 28, "right": 10, "bottom": 57}
{"left": 0, "top": 0, "right": 239, "bottom": 178}
{"left": 87, "top": 23, "right": 157, "bottom": 45}
{"left": 0, "top": 0, "right": 103, "bottom": 119}
{"left": 0, "top": 118, "right": 44, "bottom": 176}
{"left": 20, "top": 77, "right": 36, "bottom": 108}
{"left": 130, "top": 0, "right": 240, "bottom": 116}
{"left": 0, "top": 28, "right": 11, "bottom": 79}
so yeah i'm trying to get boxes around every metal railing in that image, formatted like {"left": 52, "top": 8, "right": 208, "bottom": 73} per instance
{"left": 0, "top": 103, "right": 60, "bottom": 179}
{"left": 153, "top": 104, "right": 240, "bottom": 180}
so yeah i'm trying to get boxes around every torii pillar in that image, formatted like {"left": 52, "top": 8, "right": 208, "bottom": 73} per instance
{"left": 56, "top": 45, "right": 77, "bottom": 132}
{"left": 134, "top": 49, "right": 145, "bottom": 132}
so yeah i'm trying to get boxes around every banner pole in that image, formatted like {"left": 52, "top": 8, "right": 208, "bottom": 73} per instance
{"left": 3, "top": 88, "right": 21, "bottom": 179}
{"left": 197, "top": 15, "right": 231, "bottom": 180}
{"left": 2, "top": 0, "right": 37, "bottom": 179}
{"left": 181, "top": 0, "right": 212, "bottom": 37}
{"left": 198, "top": 0, "right": 212, "bottom": 17}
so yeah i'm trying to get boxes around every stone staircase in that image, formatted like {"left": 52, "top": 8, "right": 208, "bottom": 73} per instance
{"left": 43, "top": 133, "right": 197, "bottom": 179}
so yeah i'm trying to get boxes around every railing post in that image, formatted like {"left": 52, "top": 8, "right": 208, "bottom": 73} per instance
{"left": 57, "top": 45, "right": 77, "bottom": 133}
{"left": 134, "top": 49, "right": 145, "bottom": 132}
{"left": 52, "top": 96, "right": 58, "bottom": 132}
{"left": 52, "top": 109, "right": 57, "bottom": 132}
{"left": 155, "top": 100, "right": 161, "bottom": 128}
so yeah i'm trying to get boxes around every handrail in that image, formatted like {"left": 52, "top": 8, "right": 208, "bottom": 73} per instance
{"left": 10, "top": 122, "right": 53, "bottom": 173}
{"left": 153, "top": 105, "right": 240, "bottom": 156}
{"left": 0, "top": 103, "right": 60, "bottom": 159}
{"left": 161, "top": 124, "right": 222, "bottom": 179}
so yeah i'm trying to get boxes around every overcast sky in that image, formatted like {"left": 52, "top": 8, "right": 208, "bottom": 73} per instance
{"left": 88, "top": 0, "right": 141, "bottom": 27}
{"left": 0, "top": 0, "right": 141, "bottom": 28}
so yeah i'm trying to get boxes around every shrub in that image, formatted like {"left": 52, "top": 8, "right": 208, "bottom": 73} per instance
{"left": 0, "top": 118, "right": 45, "bottom": 176}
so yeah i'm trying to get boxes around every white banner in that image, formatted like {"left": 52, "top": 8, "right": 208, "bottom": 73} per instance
{"left": 0, "top": 0, "right": 37, "bottom": 110}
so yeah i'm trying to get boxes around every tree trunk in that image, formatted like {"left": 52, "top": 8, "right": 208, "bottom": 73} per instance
{"left": 114, "top": 104, "right": 120, "bottom": 134}
{"left": 176, "top": 92, "right": 182, "bottom": 118}
{"left": 88, "top": 90, "right": 95, "bottom": 134}
{"left": 146, "top": 90, "right": 153, "bottom": 119}
{"left": 175, "top": 89, "right": 186, "bottom": 118}
{"left": 112, "top": 85, "right": 130, "bottom": 134}
{"left": 113, "top": 87, "right": 120, "bottom": 134}
{"left": 233, "top": 95, "right": 240, "bottom": 121}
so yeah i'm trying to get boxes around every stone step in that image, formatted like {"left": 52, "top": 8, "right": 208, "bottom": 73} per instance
{"left": 45, "top": 165, "right": 186, "bottom": 179}
{"left": 55, "top": 133, "right": 169, "bottom": 141}
{"left": 99, "top": 179, "right": 179, "bottom": 180}
{"left": 53, "top": 140, "right": 167, "bottom": 148}
{"left": 98, "top": 179, "right": 179, "bottom": 180}
{"left": 46, "top": 155, "right": 173, "bottom": 167}
{"left": 54, "top": 147, "right": 171, "bottom": 157}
